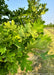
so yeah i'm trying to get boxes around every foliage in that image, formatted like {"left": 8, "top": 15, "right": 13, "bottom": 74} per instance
{"left": 0, "top": 20, "right": 51, "bottom": 75}
{"left": 10, "top": 0, "right": 48, "bottom": 25}
{"left": 44, "top": 23, "right": 54, "bottom": 27}
{"left": 0, "top": 0, "right": 53, "bottom": 75}
{"left": 0, "top": 0, "right": 11, "bottom": 24}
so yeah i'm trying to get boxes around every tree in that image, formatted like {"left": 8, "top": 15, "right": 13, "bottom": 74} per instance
{"left": 27, "top": 0, "right": 48, "bottom": 22}
{"left": 0, "top": 20, "right": 51, "bottom": 75}
{"left": 0, "top": 0, "right": 53, "bottom": 75}
{"left": 0, "top": 0, "right": 11, "bottom": 24}
{"left": 10, "top": 0, "right": 48, "bottom": 25}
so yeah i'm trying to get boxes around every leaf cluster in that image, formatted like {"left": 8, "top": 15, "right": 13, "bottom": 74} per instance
{"left": 0, "top": 20, "right": 51, "bottom": 75}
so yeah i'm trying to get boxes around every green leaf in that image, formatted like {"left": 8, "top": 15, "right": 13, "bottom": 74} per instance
{"left": 0, "top": 46, "right": 6, "bottom": 55}
{"left": 5, "top": 52, "right": 16, "bottom": 62}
